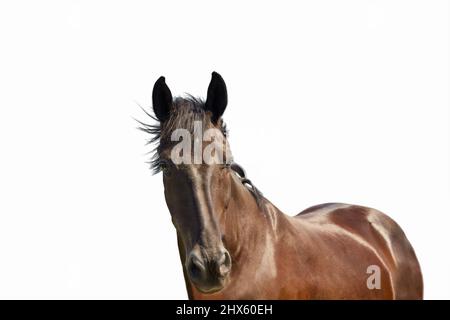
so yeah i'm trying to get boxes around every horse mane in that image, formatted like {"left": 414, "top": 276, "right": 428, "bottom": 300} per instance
{"left": 137, "top": 96, "right": 266, "bottom": 210}
{"left": 137, "top": 95, "right": 225, "bottom": 173}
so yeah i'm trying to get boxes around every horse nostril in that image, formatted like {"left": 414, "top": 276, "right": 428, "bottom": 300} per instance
{"left": 218, "top": 250, "right": 231, "bottom": 277}
{"left": 188, "top": 256, "right": 204, "bottom": 280}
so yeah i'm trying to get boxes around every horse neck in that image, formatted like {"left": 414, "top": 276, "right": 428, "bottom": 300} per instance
{"left": 219, "top": 173, "right": 273, "bottom": 260}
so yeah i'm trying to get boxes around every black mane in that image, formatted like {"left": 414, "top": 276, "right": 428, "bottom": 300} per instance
{"left": 137, "top": 95, "right": 227, "bottom": 174}
{"left": 138, "top": 95, "right": 266, "bottom": 211}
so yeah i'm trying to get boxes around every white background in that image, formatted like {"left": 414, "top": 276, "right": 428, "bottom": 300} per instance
{"left": 0, "top": 1, "right": 448, "bottom": 299}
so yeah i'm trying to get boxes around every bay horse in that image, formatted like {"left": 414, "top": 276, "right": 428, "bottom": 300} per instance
{"left": 141, "top": 72, "right": 423, "bottom": 299}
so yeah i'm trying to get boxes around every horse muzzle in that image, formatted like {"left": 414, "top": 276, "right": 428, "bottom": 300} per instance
{"left": 186, "top": 245, "right": 232, "bottom": 293}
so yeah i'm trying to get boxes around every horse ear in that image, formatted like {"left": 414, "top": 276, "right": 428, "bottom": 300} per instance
{"left": 205, "top": 72, "right": 228, "bottom": 123}
{"left": 152, "top": 76, "right": 173, "bottom": 122}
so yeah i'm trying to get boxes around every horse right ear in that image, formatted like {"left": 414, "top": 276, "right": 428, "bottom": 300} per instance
{"left": 152, "top": 76, "right": 173, "bottom": 122}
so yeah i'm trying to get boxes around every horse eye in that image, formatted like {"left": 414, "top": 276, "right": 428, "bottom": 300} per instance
{"left": 160, "top": 161, "right": 169, "bottom": 174}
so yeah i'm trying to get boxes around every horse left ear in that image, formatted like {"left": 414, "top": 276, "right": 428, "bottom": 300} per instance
{"left": 205, "top": 71, "right": 228, "bottom": 123}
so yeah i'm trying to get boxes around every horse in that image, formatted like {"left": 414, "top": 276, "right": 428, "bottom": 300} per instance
{"left": 140, "top": 72, "right": 423, "bottom": 299}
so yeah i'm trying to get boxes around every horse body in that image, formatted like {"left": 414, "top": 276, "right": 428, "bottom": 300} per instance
{"left": 144, "top": 72, "right": 423, "bottom": 299}
{"left": 182, "top": 173, "right": 423, "bottom": 299}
